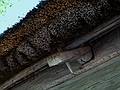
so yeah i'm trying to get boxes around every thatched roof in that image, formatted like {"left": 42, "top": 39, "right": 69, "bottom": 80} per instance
{"left": 0, "top": 0, "right": 112, "bottom": 57}
{"left": 0, "top": 0, "right": 120, "bottom": 85}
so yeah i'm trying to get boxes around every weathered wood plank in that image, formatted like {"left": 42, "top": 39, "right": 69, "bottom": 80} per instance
{"left": 51, "top": 55, "right": 120, "bottom": 90}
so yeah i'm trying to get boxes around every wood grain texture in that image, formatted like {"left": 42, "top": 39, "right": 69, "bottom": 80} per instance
{"left": 51, "top": 55, "right": 120, "bottom": 90}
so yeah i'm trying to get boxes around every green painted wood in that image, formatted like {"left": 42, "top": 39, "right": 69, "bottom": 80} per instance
{"left": 51, "top": 55, "right": 120, "bottom": 90}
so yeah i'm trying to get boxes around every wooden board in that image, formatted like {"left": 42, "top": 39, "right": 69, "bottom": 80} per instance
{"left": 51, "top": 55, "right": 120, "bottom": 90}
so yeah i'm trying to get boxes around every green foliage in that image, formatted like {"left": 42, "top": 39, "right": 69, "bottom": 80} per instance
{"left": 0, "top": 0, "right": 10, "bottom": 16}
